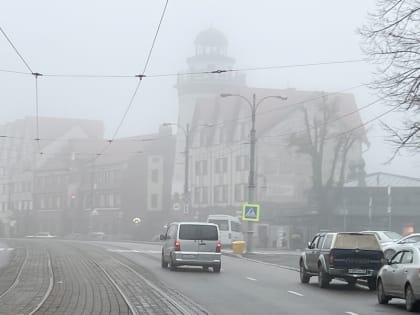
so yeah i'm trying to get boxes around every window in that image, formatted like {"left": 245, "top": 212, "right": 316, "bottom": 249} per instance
{"left": 390, "top": 251, "right": 404, "bottom": 264}
{"left": 151, "top": 194, "right": 158, "bottom": 209}
{"left": 334, "top": 234, "right": 381, "bottom": 250}
{"left": 316, "top": 235, "right": 325, "bottom": 249}
{"left": 179, "top": 224, "right": 218, "bottom": 240}
{"left": 214, "top": 185, "right": 228, "bottom": 203}
{"left": 231, "top": 221, "right": 241, "bottom": 232}
{"left": 310, "top": 236, "right": 319, "bottom": 249}
{"left": 166, "top": 224, "right": 177, "bottom": 239}
{"left": 401, "top": 251, "right": 414, "bottom": 264}
{"left": 235, "top": 184, "right": 248, "bottom": 202}
{"left": 208, "top": 219, "right": 229, "bottom": 231}
{"left": 194, "top": 187, "right": 208, "bottom": 204}
{"left": 195, "top": 160, "right": 208, "bottom": 176}
{"left": 151, "top": 169, "right": 159, "bottom": 183}
{"left": 215, "top": 157, "right": 227, "bottom": 174}
{"left": 322, "top": 235, "right": 334, "bottom": 249}
{"left": 236, "top": 155, "right": 249, "bottom": 171}
{"left": 108, "top": 194, "right": 114, "bottom": 207}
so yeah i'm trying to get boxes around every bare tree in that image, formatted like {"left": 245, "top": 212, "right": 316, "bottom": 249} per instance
{"left": 360, "top": 0, "right": 420, "bottom": 151}
{"left": 289, "top": 95, "right": 363, "bottom": 228}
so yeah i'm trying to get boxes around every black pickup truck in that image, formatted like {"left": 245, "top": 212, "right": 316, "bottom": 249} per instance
{"left": 299, "top": 232, "right": 385, "bottom": 290}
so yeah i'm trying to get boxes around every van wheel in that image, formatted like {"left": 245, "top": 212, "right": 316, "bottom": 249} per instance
{"left": 169, "top": 254, "right": 177, "bottom": 271}
{"left": 213, "top": 264, "right": 221, "bottom": 273}
{"left": 299, "top": 261, "right": 310, "bottom": 284}
{"left": 161, "top": 253, "right": 168, "bottom": 268}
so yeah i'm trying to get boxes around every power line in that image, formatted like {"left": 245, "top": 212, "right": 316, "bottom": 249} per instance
{"left": 95, "top": 0, "right": 170, "bottom": 160}
{"left": 148, "top": 58, "right": 367, "bottom": 78}
{"left": 0, "top": 68, "right": 31, "bottom": 75}
{"left": 2, "top": 58, "right": 367, "bottom": 79}
{"left": 261, "top": 96, "right": 384, "bottom": 140}
{"left": 0, "top": 26, "right": 34, "bottom": 73}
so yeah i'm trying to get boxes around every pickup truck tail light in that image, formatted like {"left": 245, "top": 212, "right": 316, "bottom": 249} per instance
{"left": 175, "top": 240, "right": 181, "bottom": 251}
{"left": 329, "top": 250, "right": 335, "bottom": 265}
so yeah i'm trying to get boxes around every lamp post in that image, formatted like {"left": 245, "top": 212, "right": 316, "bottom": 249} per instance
{"left": 163, "top": 122, "right": 212, "bottom": 216}
{"left": 220, "top": 93, "right": 287, "bottom": 253}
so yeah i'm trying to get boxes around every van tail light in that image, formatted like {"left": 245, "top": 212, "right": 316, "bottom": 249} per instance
{"left": 216, "top": 242, "right": 222, "bottom": 253}
{"left": 175, "top": 240, "right": 181, "bottom": 251}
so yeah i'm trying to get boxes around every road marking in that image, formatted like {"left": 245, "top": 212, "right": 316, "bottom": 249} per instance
{"left": 245, "top": 276, "right": 257, "bottom": 281}
{"left": 345, "top": 312, "right": 359, "bottom": 315}
{"left": 287, "top": 290, "right": 304, "bottom": 297}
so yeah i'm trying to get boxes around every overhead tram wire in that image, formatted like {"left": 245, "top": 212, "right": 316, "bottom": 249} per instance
{"left": 0, "top": 25, "right": 44, "bottom": 152}
{"left": 93, "top": 0, "right": 169, "bottom": 161}
{"left": 0, "top": 26, "right": 33, "bottom": 74}
{"left": 260, "top": 96, "right": 385, "bottom": 141}
{"left": 3, "top": 58, "right": 368, "bottom": 79}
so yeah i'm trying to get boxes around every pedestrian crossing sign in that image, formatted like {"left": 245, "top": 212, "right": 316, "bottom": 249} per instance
{"left": 242, "top": 203, "right": 260, "bottom": 222}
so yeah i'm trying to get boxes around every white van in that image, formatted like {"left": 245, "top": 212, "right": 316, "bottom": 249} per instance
{"left": 160, "top": 222, "right": 222, "bottom": 272}
{"left": 207, "top": 214, "right": 243, "bottom": 246}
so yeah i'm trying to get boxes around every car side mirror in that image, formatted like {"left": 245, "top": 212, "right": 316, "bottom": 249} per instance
{"left": 307, "top": 241, "right": 312, "bottom": 249}
{"left": 160, "top": 234, "right": 166, "bottom": 241}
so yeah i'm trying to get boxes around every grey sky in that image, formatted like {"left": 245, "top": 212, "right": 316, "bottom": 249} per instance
{"left": 1, "top": 0, "right": 418, "bottom": 177}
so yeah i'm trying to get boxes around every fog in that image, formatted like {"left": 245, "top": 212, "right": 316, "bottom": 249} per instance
{"left": 1, "top": 0, "right": 418, "bottom": 177}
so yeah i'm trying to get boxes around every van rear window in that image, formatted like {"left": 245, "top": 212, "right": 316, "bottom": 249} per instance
{"left": 334, "top": 234, "right": 381, "bottom": 250}
{"left": 179, "top": 224, "right": 218, "bottom": 240}
{"left": 208, "top": 219, "right": 229, "bottom": 231}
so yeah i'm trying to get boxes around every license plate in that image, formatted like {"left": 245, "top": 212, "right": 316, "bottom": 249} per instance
{"left": 349, "top": 269, "right": 366, "bottom": 274}
{"left": 183, "top": 254, "right": 196, "bottom": 259}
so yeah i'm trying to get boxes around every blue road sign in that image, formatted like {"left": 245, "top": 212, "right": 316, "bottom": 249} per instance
{"left": 242, "top": 203, "right": 260, "bottom": 222}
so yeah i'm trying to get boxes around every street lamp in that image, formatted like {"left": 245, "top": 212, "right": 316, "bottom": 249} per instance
{"left": 163, "top": 122, "right": 213, "bottom": 216}
{"left": 220, "top": 93, "right": 287, "bottom": 253}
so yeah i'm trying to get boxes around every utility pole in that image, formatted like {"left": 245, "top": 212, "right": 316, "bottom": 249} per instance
{"left": 220, "top": 93, "right": 287, "bottom": 253}
{"left": 248, "top": 94, "right": 257, "bottom": 253}
{"left": 184, "top": 124, "right": 190, "bottom": 215}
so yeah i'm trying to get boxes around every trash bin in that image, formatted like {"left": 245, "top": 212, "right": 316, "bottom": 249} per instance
{"left": 232, "top": 241, "right": 246, "bottom": 255}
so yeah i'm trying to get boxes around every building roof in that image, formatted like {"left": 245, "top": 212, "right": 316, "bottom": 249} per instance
{"left": 345, "top": 172, "right": 420, "bottom": 187}
{"left": 189, "top": 86, "right": 365, "bottom": 146}
{"left": 194, "top": 28, "right": 228, "bottom": 47}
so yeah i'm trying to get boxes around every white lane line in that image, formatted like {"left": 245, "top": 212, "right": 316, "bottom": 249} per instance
{"left": 287, "top": 290, "right": 304, "bottom": 297}
{"left": 345, "top": 312, "right": 359, "bottom": 315}
{"left": 245, "top": 276, "right": 257, "bottom": 281}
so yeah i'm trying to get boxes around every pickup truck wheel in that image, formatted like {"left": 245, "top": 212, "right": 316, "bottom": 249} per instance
{"left": 377, "top": 279, "right": 390, "bottom": 304}
{"left": 300, "top": 261, "right": 310, "bottom": 284}
{"left": 405, "top": 284, "right": 418, "bottom": 312}
{"left": 368, "top": 278, "right": 377, "bottom": 291}
{"left": 318, "top": 266, "right": 330, "bottom": 288}
{"left": 346, "top": 278, "right": 356, "bottom": 287}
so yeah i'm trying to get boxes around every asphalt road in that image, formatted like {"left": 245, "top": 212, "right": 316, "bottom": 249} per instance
{"left": 0, "top": 239, "right": 415, "bottom": 315}
{"left": 93, "top": 241, "right": 413, "bottom": 315}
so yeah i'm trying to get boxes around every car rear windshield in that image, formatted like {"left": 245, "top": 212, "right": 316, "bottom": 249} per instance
{"left": 208, "top": 219, "right": 229, "bottom": 231}
{"left": 179, "top": 224, "right": 218, "bottom": 240}
{"left": 334, "top": 234, "right": 381, "bottom": 250}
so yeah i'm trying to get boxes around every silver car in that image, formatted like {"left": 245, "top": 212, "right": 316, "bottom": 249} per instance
{"left": 382, "top": 233, "right": 420, "bottom": 259}
{"left": 160, "top": 222, "right": 222, "bottom": 272}
{"left": 377, "top": 245, "right": 420, "bottom": 312}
